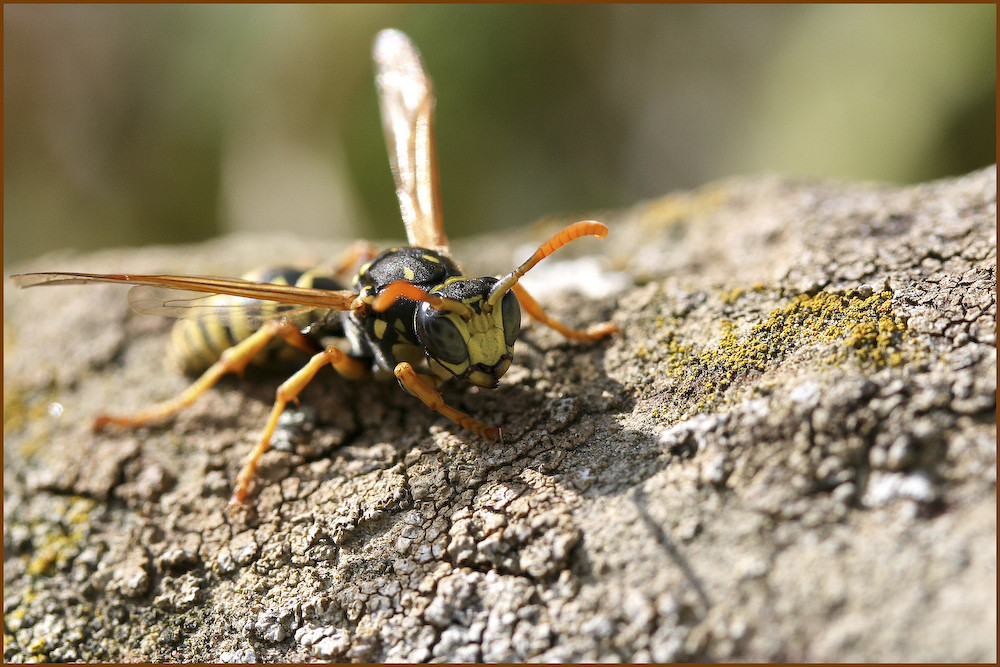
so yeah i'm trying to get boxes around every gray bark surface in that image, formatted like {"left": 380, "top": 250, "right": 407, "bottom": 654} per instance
{"left": 4, "top": 166, "right": 996, "bottom": 662}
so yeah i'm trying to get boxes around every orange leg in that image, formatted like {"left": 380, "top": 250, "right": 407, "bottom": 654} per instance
{"left": 94, "top": 319, "right": 321, "bottom": 431}
{"left": 512, "top": 284, "right": 617, "bottom": 342}
{"left": 393, "top": 362, "right": 500, "bottom": 440}
{"left": 229, "top": 345, "right": 370, "bottom": 507}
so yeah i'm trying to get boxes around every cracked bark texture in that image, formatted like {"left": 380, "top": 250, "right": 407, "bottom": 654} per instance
{"left": 4, "top": 166, "right": 996, "bottom": 662}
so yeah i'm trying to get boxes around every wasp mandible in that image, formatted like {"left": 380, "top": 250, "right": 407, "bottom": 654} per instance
{"left": 13, "top": 29, "right": 617, "bottom": 506}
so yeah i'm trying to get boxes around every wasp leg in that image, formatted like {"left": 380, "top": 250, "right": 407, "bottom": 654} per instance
{"left": 229, "top": 345, "right": 369, "bottom": 507}
{"left": 512, "top": 283, "right": 618, "bottom": 342}
{"left": 94, "top": 319, "right": 321, "bottom": 431}
{"left": 393, "top": 362, "right": 500, "bottom": 440}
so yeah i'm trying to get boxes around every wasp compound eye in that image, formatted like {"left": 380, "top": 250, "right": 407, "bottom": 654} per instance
{"left": 416, "top": 303, "right": 469, "bottom": 365}
{"left": 501, "top": 290, "right": 521, "bottom": 348}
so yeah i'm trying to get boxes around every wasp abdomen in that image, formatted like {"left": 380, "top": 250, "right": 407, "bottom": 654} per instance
{"left": 169, "top": 267, "right": 345, "bottom": 375}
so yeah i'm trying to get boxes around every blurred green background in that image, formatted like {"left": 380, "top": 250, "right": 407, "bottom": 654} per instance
{"left": 4, "top": 4, "right": 995, "bottom": 267}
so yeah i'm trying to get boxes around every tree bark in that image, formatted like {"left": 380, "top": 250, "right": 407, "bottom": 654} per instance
{"left": 4, "top": 166, "right": 995, "bottom": 662}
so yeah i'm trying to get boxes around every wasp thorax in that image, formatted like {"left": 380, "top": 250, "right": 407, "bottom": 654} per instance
{"left": 414, "top": 277, "right": 521, "bottom": 388}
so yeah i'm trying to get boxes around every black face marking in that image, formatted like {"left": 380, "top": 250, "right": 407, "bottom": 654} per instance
{"left": 431, "top": 276, "right": 498, "bottom": 311}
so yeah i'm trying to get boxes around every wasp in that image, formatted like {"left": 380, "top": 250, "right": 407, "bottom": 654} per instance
{"left": 12, "top": 29, "right": 616, "bottom": 507}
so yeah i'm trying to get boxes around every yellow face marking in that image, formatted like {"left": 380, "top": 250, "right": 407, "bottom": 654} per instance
{"left": 373, "top": 319, "right": 388, "bottom": 340}
{"left": 428, "top": 307, "right": 514, "bottom": 388}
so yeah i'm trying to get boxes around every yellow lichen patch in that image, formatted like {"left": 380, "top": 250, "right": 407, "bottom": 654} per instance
{"left": 24, "top": 497, "right": 95, "bottom": 578}
{"left": 3, "top": 386, "right": 28, "bottom": 435}
{"left": 0, "top": 383, "right": 54, "bottom": 437}
{"left": 719, "top": 288, "right": 745, "bottom": 306}
{"left": 663, "top": 337, "right": 695, "bottom": 376}
{"left": 696, "top": 288, "right": 908, "bottom": 396}
{"left": 639, "top": 314, "right": 694, "bottom": 376}
{"left": 621, "top": 286, "right": 910, "bottom": 423}
{"left": 5, "top": 608, "right": 27, "bottom": 637}
{"left": 4, "top": 386, "right": 61, "bottom": 459}
{"left": 843, "top": 314, "right": 908, "bottom": 366}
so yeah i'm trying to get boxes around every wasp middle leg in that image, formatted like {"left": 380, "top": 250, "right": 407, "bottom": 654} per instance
{"left": 230, "top": 344, "right": 369, "bottom": 507}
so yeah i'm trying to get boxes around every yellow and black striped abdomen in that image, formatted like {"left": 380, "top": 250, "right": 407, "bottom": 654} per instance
{"left": 168, "top": 267, "right": 344, "bottom": 375}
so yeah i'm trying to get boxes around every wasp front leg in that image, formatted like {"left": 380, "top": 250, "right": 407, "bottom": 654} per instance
{"left": 229, "top": 345, "right": 370, "bottom": 507}
{"left": 393, "top": 362, "right": 500, "bottom": 440}
{"left": 512, "top": 283, "right": 617, "bottom": 342}
{"left": 94, "top": 319, "right": 322, "bottom": 431}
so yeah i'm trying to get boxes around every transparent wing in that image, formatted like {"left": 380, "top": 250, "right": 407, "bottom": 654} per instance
{"left": 126, "top": 285, "right": 245, "bottom": 317}
{"left": 373, "top": 29, "right": 449, "bottom": 254}
{"left": 12, "top": 272, "right": 361, "bottom": 313}
{"left": 125, "top": 284, "right": 322, "bottom": 328}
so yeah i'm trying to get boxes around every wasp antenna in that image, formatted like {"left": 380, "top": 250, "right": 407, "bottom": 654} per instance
{"left": 373, "top": 280, "right": 475, "bottom": 319}
{"left": 487, "top": 220, "right": 608, "bottom": 306}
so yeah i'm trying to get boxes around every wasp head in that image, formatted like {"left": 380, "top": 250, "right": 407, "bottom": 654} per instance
{"left": 373, "top": 221, "right": 611, "bottom": 387}
{"left": 414, "top": 277, "right": 520, "bottom": 388}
